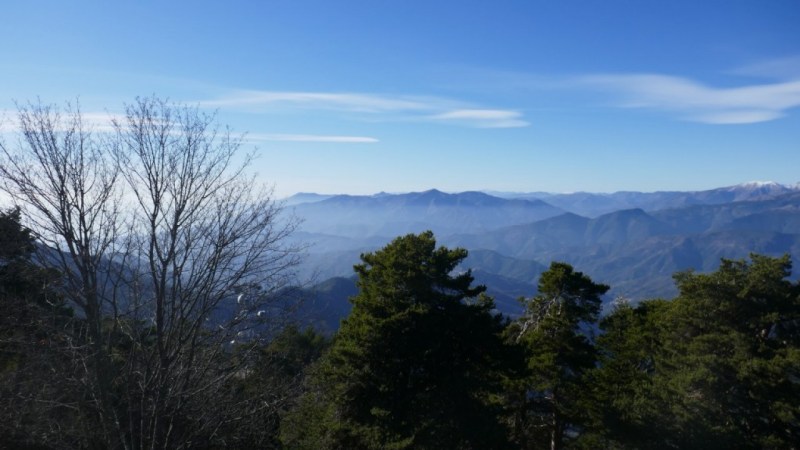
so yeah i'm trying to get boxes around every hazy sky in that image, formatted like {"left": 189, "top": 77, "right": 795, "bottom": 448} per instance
{"left": 1, "top": 1, "right": 799, "bottom": 197}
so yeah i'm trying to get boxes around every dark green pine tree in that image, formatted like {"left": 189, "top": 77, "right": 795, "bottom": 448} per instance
{"left": 282, "top": 231, "right": 513, "bottom": 449}
{"left": 511, "top": 262, "right": 609, "bottom": 450}
{"left": 659, "top": 254, "right": 800, "bottom": 448}
{"left": 0, "top": 207, "right": 74, "bottom": 448}
{"left": 588, "top": 298, "right": 675, "bottom": 449}
{"left": 0, "top": 207, "right": 71, "bottom": 362}
{"left": 590, "top": 254, "right": 800, "bottom": 449}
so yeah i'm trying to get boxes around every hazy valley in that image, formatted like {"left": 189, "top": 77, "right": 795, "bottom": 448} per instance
{"left": 289, "top": 182, "right": 800, "bottom": 321}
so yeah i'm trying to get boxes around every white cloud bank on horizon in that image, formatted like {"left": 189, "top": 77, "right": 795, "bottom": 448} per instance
{"left": 579, "top": 73, "right": 800, "bottom": 124}
{"left": 201, "top": 90, "right": 529, "bottom": 129}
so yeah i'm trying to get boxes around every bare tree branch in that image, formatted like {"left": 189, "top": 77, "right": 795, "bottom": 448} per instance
{"left": 0, "top": 96, "right": 304, "bottom": 449}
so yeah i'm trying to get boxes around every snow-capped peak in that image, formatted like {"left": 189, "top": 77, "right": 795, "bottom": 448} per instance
{"left": 737, "top": 181, "right": 782, "bottom": 189}
{"left": 719, "top": 181, "right": 800, "bottom": 201}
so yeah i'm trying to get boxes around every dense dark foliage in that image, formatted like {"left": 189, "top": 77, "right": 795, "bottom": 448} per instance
{"left": 591, "top": 255, "right": 800, "bottom": 449}
{"left": 282, "top": 231, "right": 513, "bottom": 449}
{"left": 2, "top": 215, "right": 799, "bottom": 448}
{"left": 509, "top": 262, "right": 609, "bottom": 449}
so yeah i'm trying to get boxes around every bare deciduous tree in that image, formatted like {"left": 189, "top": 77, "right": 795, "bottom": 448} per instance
{"left": 112, "top": 97, "right": 302, "bottom": 448}
{"left": 0, "top": 101, "right": 127, "bottom": 446}
{"left": 0, "top": 97, "right": 302, "bottom": 449}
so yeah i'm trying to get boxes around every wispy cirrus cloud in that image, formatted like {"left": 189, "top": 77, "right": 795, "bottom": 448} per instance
{"left": 0, "top": 110, "right": 126, "bottom": 133}
{"left": 732, "top": 55, "right": 800, "bottom": 80}
{"left": 248, "top": 133, "right": 378, "bottom": 143}
{"left": 447, "top": 57, "right": 800, "bottom": 125}
{"left": 0, "top": 110, "right": 379, "bottom": 144}
{"left": 429, "top": 109, "right": 529, "bottom": 128}
{"left": 578, "top": 72, "right": 800, "bottom": 124}
{"left": 201, "top": 90, "right": 529, "bottom": 129}
{"left": 202, "top": 91, "right": 434, "bottom": 113}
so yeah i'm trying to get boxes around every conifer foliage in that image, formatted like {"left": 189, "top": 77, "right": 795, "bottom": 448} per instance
{"left": 0, "top": 208, "right": 75, "bottom": 448}
{"left": 283, "top": 231, "right": 512, "bottom": 449}
{"left": 591, "top": 254, "right": 800, "bottom": 449}
{"left": 662, "top": 255, "right": 800, "bottom": 447}
{"left": 511, "top": 262, "right": 609, "bottom": 450}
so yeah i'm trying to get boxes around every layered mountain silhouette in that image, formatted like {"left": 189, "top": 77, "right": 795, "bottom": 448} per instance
{"left": 491, "top": 181, "right": 799, "bottom": 217}
{"left": 290, "top": 189, "right": 564, "bottom": 238}
{"left": 286, "top": 182, "right": 800, "bottom": 322}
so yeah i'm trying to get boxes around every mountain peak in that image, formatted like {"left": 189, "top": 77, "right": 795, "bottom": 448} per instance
{"left": 737, "top": 181, "right": 783, "bottom": 188}
{"left": 283, "top": 192, "right": 335, "bottom": 206}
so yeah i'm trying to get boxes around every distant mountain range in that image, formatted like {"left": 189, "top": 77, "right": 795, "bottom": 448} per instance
{"left": 488, "top": 181, "right": 800, "bottom": 217}
{"left": 285, "top": 182, "right": 800, "bottom": 324}
{"left": 289, "top": 189, "right": 563, "bottom": 238}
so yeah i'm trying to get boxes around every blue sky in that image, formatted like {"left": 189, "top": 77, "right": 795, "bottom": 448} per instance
{"left": 1, "top": 0, "right": 799, "bottom": 197}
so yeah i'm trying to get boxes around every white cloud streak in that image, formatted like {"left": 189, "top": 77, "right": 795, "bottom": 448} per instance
{"left": 430, "top": 109, "right": 529, "bottom": 128}
{"left": 201, "top": 90, "right": 529, "bottom": 129}
{"left": 0, "top": 110, "right": 126, "bottom": 133}
{"left": 579, "top": 73, "right": 800, "bottom": 124}
{"left": 732, "top": 56, "right": 800, "bottom": 80}
{"left": 202, "top": 91, "right": 434, "bottom": 113}
{"left": 248, "top": 133, "right": 379, "bottom": 143}
{"left": 0, "top": 108, "right": 378, "bottom": 145}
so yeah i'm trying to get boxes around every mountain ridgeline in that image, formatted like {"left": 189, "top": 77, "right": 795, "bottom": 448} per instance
{"left": 290, "top": 188, "right": 563, "bottom": 237}
{"left": 288, "top": 182, "right": 800, "bottom": 318}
